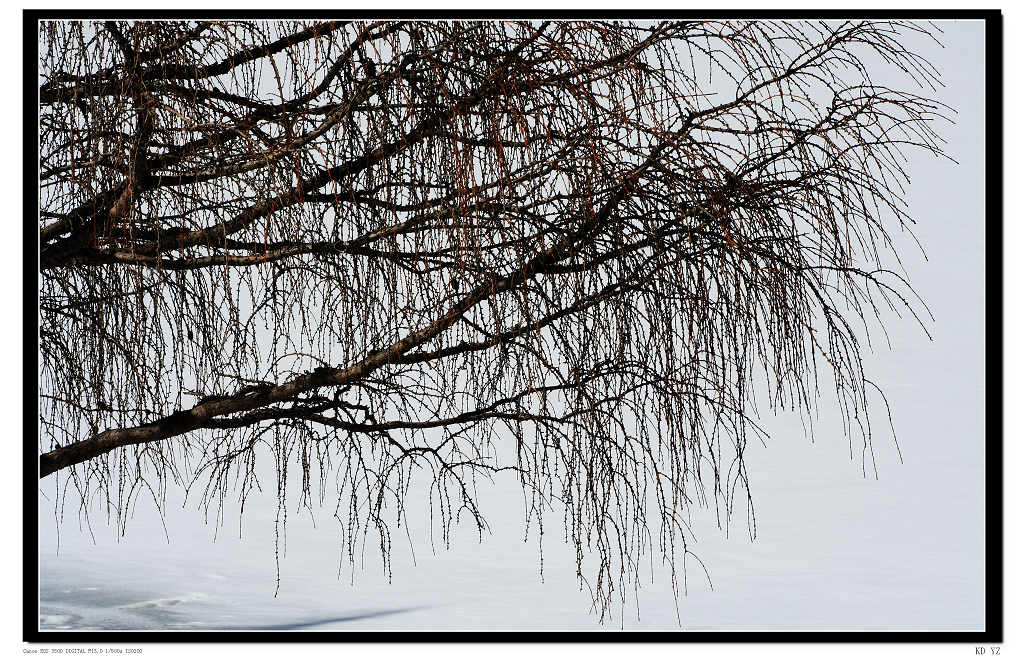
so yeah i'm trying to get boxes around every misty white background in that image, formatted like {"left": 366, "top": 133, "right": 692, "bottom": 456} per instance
{"left": 5, "top": 6, "right": 1016, "bottom": 659}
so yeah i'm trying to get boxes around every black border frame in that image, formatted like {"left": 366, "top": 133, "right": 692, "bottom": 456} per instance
{"left": 24, "top": 8, "right": 1004, "bottom": 644}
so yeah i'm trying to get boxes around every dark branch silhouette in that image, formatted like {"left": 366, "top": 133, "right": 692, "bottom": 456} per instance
{"left": 37, "top": 19, "right": 948, "bottom": 620}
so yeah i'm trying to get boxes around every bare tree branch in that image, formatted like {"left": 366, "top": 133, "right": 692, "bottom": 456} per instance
{"left": 37, "top": 18, "right": 948, "bottom": 620}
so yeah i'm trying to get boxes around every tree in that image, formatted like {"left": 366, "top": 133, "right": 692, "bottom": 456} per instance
{"left": 37, "top": 18, "right": 948, "bottom": 619}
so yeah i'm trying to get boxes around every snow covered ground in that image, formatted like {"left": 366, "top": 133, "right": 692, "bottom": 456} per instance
{"left": 36, "top": 19, "right": 987, "bottom": 632}
{"left": 37, "top": 397, "right": 986, "bottom": 631}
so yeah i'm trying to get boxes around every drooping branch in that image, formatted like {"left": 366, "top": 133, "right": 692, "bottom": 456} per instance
{"left": 40, "top": 130, "right": 674, "bottom": 477}
{"left": 37, "top": 18, "right": 948, "bottom": 621}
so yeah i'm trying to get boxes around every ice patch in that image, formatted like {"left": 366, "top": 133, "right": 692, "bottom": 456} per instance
{"left": 40, "top": 613, "right": 80, "bottom": 628}
{"left": 120, "top": 592, "right": 208, "bottom": 610}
